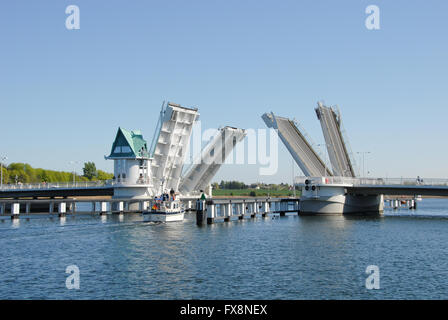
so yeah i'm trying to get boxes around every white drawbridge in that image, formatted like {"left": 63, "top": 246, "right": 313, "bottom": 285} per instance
{"left": 148, "top": 102, "right": 200, "bottom": 194}
{"left": 179, "top": 126, "right": 246, "bottom": 195}
{"left": 262, "top": 112, "right": 332, "bottom": 177}
{"left": 315, "top": 102, "right": 356, "bottom": 177}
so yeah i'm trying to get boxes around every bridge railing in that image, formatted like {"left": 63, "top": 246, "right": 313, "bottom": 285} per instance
{"left": 0, "top": 180, "right": 113, "bottom": 191}
{"left": 295, "top": 176, "right": 448, "bottom": 187}
{"left": 0, "top": 177, "right": 153, "bottom": 191}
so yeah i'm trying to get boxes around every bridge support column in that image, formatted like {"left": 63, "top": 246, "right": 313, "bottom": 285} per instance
{"left": 11, "top": 203, "right": 20, "bottom": 219}
{"left": 392, "top": 200, "right": 398, "bottom": 209}
{"left": 196, "top": 200, "right": 206, "bottom": 226}
{"left": 224, "top": 203, "right": 231, "bottom": 222}
{"left": 279, "top": 201, "right": 287, "bottom": 216}
{"left": 68, "top": 202, "right": 76, "bottom": 214}
{"left": 251, "top": 202, "right": 256, "bottom": 218}
{"left": 49, "top": 202, "right": 54, "bottom": 214}
{"left": 111, "top": 201, "right": 124, "bottom": 213}
{"left": 25, "top": 202, "right": 31, "bottom": 214}
{"left": 58, "top": 202, "right": 66, "bottom": 217}
{"left": 238, "top": 203, "right": 243, "bottom": 220}
{"left": 262, "top": 201, "right": 269, "bottom": 218}
{"left": 100, "top": 202, "right": 108, "bottom": 215}
{"left": 207, "top": 204, "right": 215, "bottom": 224}
{"left": 241, "top": 201, "right": 246, "bottom": 219}
{"left": 300, "top": 185, "right": 384, "bottom": 215}
{"left": 0, "top": 203, "right": 5, "bottom": 215}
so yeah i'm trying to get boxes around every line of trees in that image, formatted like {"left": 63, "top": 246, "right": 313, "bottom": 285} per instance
{"left": 0, "top": 162, "right": 113, "bottom": 184}
{"left": 212, "top": 180, "right": 293, "bottom": 190}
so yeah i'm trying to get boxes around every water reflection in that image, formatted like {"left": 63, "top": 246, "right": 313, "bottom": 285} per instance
{"left": 11, "top": 218, "right": 20, "bottom": 228}
{"left": 0, "top": 199, "right": 448, "bottom": 299}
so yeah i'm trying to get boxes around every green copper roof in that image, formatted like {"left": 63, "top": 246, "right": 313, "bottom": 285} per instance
{"left": 108, "top": 127, "right": 149, "bottom": 158}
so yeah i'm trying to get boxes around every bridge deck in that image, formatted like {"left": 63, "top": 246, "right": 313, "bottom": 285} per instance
{"left": 296, "top": 176, "right": 448, "bottom": 197}
{"left": 348, "top": 185, "right": 448, "bottom": 197}
{"left": 315, "top": 104, "right": 356, "bottom": 177}
{"left": 0, "top": 186, "right": 114, "bottom": 198}
{"left": 262, "top": 113, "right": 332, "bottom": 177}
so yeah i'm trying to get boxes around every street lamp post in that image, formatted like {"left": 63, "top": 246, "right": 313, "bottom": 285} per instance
{"left": 69, "top": 161, "right": 80, "bottom": 185}
{"left": 0, "top": 156, "right": 7, "bottom": 190}
{"left": 356, "top": 151, "right": 371, "bottom": 178}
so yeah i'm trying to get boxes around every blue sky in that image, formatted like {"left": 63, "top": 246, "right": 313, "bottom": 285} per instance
{"left": 1, "top": 0, "right": 447, "bottom": 183}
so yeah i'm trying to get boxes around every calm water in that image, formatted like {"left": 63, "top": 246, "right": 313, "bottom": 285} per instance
{"left": 0, "top": 199, "right": 447, "bottom": 299}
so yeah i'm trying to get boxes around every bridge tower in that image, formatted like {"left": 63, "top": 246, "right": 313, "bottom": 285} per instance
{"left": 105, "top": 127, "right": 152, "bottom": 199}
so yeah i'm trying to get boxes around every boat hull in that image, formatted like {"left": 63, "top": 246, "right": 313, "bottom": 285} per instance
{"left": 143, "top": 211, "right": 185, "bottom": 222}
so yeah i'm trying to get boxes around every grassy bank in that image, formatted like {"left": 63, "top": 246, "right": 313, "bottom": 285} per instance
{"left": 212, "top": 188, "right": 300, "bottom": 197}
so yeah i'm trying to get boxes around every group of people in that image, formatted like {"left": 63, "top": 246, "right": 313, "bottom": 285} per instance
{"left": 154, "top": 189, "right": 176, "bottom": 202}
{"left": 416, "top": 176, "right": 424, "bottom": 185}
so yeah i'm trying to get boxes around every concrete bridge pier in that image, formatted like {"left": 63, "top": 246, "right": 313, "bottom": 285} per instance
{"left": 207, "top": 203, "right": 215, "bottom": 224}
{"left": 251, "top": 202, "right": 257, "bottom": 218}
{"left": 58, "top": 202, "right": 66, "bottom": 217}
{"left": 262, "top": 201, "right": 269, "bottom": 218}
{"left": 196, "top": 200, "right": 206, "bottom": 226}
{"left": 224, "top": 203, "right": 231, "bottom": 222}
{"left": 238, "top": 203, "right": 245, "bottom": 220}
{"left": 299, "top": 184, "right": 384, "bottom": 215}
{"left": 99, "top": 202, "right": 108, "bottom": 215}
{"left": 242, "top": 201, "right": 247, "bottom": 219}
{"left": 111, "top": 201, "right": 124, "bottom": 213}
{"left": 25, "top": 202, "right": 31, "bottom": 214}
{"left": 11, "top": 203, "right": 20, "bottom": 219}
{"left": 279, "top": 201, "right": 287, "bottom": 216}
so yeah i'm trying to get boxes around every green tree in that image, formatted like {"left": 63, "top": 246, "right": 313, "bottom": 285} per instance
{"left": 82, "top": 162, "right": 97, "bottom": 180}
{"left": 97, "top": 170, "right": 113, "bottom": 180}
{"left": 7, "top": 163, "right": 30, "bottom": 183}
{"left": 0, "top": 165, "right": 8, "bottom": 184}
{"left": 211, "top": 182, "right": 219, "bottom": 190}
